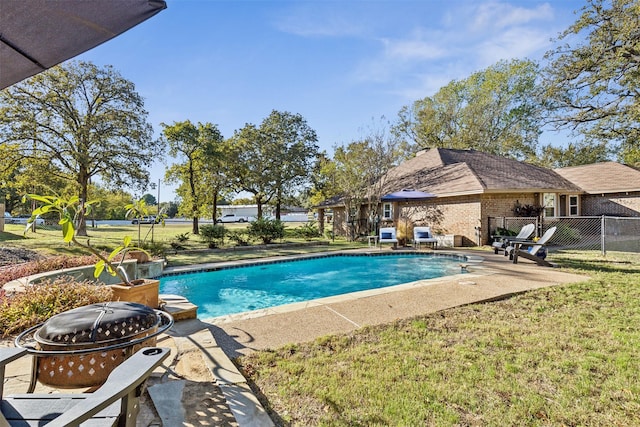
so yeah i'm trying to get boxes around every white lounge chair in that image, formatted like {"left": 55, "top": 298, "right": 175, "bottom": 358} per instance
{"left": 1, "top": 346, "right": 170, "bottom": 427}
{"left": 509, "top": 226, "right": 557, "bottom": 267}
{"left": 379, "top": 227, "right": 398, "bottom": 249}
{"left": 492, "top": 223, "right": 535, "bottom": 255}
{"left": 413, "top": 226, "right": 438, "bottom": 249}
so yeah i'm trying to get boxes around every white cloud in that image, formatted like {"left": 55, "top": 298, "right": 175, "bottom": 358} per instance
{"left": 354, "top": 0, "right": 561, "bottom": 98}
{"left": 382, "top": 36, "right": 447, "bottom": 62}
{"left": 471, "top": 2, "right": 555, "bottom": 32}
{"left": 273, "top": 4, "right": 368, "bottom": 38}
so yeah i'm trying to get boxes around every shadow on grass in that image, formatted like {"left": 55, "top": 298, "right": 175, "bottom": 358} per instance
{"left": 0, "top": 231, "right": 28, "bottom": 242}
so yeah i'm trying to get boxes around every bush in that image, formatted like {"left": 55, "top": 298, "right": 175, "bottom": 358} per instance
{"left": 227, "top": 230, "right": 252, "bottom": 246}
{"left": 292, "top": 222, "right": 322, "bottom": 240}
{"left": 0, "top": 277, "right": 113, "bottom": 337}
{"left": 174, "top": 232, "right": 190, "bottom": 243}
{"left": 200, "top": 224, "right": 226, "bottom": 248}
{"left": 248, "top": 218, "right": 285, "bottom": 244}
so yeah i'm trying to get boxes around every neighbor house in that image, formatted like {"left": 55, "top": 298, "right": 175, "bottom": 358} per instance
{"left": 319, "top": 148, "right": 587, "bottom": 246}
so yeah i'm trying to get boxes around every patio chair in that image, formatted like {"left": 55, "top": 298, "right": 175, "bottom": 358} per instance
{"left": 1, "top": 346, "right": 170, "bottom": 427}
{"left": 509, "top": 226, "right": 557, "bottom": 267}
{"left": 413, "top": 226, "right": 438, "bottom": 249}
{"left": 492, "top": 223, "right": 535, "bottom": 255}
{"left": 379, "top": 227, "right": 398, "bottom": 249}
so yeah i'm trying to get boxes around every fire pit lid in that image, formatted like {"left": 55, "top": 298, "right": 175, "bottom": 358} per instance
{"left": 35, "top": 301, "right": 158, "bottom": 345}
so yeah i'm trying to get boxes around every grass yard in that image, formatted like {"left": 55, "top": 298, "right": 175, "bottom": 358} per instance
{"left": 236, "top": 251, "right": 640, "bottom": 426}
{"left": 0, "top": 222, "right": 361, "bottom": 266}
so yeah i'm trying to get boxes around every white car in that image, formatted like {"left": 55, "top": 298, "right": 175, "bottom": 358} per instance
{"left": 216, "top": 214, "right": 254, "bottom": 223}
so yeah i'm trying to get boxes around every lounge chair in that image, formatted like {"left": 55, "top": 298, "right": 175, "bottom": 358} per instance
{"left": 413, "top": 226, "right": 438, "bottom": 249}
{"left": 1, "top": 346, "right": 170, "bottom": 427}
{"left": 492, "top": 223, "right": 535, "bottom": 255}
{"left": 509, "top": 226, "right": 557, "bottom": 267}
{"left": 379, "top": 227, "right": 398, "bottom": 249}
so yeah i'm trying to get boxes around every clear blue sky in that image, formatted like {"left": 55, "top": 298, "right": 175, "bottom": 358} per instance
{"left": 76, "top": 0, "right": 586, "bottom": 202}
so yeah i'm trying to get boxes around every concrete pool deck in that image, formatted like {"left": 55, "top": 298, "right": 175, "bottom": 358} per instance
{"left": 2, "top": 248, "right": 590, "bottom": 426}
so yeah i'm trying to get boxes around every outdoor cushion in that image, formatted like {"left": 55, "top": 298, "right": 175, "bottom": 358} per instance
{"left": 381, "top": 232, "right": 392, "bottom": 239}
{"left": 417, "top": 232, "right": 431, "bottom": 238}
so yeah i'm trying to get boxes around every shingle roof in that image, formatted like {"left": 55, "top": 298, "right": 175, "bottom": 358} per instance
{"left": 383, "top": 148, "right": 582, "bottom": 197}
{"left": 555, "top": 162, "right": 640, "bottom": 194}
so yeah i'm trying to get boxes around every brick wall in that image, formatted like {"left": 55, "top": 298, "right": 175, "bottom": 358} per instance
{"left": 581, "top": 193, "right": 640, "bottom": 217}
{"left": 480, "top": 193, "right": 538, "bottom": 244}
{"left": 332, "top": 193, "right": 540, "bottom": 246}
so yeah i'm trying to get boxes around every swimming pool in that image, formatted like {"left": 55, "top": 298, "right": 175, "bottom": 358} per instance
{"left": 160, "top": 253, "right": 467, "bottom": 319}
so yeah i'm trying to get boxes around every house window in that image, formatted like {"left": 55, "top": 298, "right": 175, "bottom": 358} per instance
{"left": 382, "top": 203, "right": 392, "bottom": 219}
{"left": 569, "top": 195, "right": 579, "bottom": 216}
{"left": 543, "top": 193, "right": 556, "bottom": 217}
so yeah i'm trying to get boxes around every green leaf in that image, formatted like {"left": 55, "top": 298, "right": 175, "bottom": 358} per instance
{"left": 62, "top": 221, "right": 74, "bottom": 243}
{"left": 94, "top": 260, "right": 105, "bottom": 278}
{"left": 107, "top": 246, "right": 125, "bottom": 261}
{"left": 123, "top": 235, "right": 132, "bottom": 247}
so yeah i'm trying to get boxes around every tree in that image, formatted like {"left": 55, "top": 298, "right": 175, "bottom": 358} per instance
{"left": 141, "top": 193, "right": 157, "bottom": 206}
{"left": 542, "top": 0, "right": 640, "bottom": 166}
{"left": 226, "top": 124, "right": 274, "bottom": 218}
{"left": 318, "top": 120, "right": 404, "bottom": 239}
{"left": 226, "top": 111, "right": 319, "bottom": 220}
{"left": 394, "top": 59, "right": 542, "bottom": 160}
{"left": 0, "top": 61, "right": 159, "bottom": 235}
{"left": 162, "top": 120, "right": 224, "bottom": 234}
{"left": 535, "top": 140, "right": 611, "bottom": 168}
{"left": 258, "top": 110, "right": 319, "bottom": 219}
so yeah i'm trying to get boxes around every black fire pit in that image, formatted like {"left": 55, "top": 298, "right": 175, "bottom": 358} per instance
{"left": 15, "top": 301, "right": 173, "bottom": 390}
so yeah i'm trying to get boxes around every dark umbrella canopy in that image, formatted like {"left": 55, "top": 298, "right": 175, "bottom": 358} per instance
{"left": 0, "top": 0, "right": 167, "bottom": 90}
{"left": 381, "top": 189, "right": 436, "bottom": 202}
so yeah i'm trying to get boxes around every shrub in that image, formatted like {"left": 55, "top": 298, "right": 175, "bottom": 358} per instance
{"left": 140, "top": 241, "right": 166, "bottom": 257}
{"left": 174, "top": 232, "right": 190, "bottom": 243}
{"left": 200, "top": 224, "right": 226, "bottom": 248}
{"left": 248, "top": 218, "right": 285, "bottom": 244}
{"left": 292, "top": 222, "right": 322, "bottom": 239}
{"left": 0, "top": 277, "right": 113, "bottom": 338}
{"left": 227, "top": 230, "right": 252, "bottom": 246}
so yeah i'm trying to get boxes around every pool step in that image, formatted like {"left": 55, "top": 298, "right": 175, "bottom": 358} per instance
{"left": 160, "top": 294, "right": 198, "bottom": 321}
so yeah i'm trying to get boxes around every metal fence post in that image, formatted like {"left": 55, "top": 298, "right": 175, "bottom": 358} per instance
{"left": 601, "top": 215, "right": 606, "bottom": 256}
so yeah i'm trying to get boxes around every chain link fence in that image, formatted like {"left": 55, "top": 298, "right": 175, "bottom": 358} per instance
{"left": 488, "top": 216, "right": 640, "bottom": 255}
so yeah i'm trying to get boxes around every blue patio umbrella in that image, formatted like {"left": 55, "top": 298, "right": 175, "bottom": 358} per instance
{"left": 381, "top": 189, "right": 436, "bottom": 202}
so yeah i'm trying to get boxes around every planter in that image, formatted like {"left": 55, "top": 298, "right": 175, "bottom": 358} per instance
{"left": 109, "top": 278, "right": 160, "bottom": 308}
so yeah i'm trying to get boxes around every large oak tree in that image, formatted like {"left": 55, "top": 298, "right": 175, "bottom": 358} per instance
{"left": 394, "top": 59, "right": 542, "bottom": 161}
{"left": 542, "top": 0, "right": 640, "bottom": 165}
{"left": 0, "top": 61, "right": 159, "bottom": 234}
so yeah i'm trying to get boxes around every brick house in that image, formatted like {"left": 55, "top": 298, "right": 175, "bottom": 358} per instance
{"left": 555, "top": 162, "right": 640, "bottom": 217}
{"left": 319, "top": 148, "right": 586, "bottom": 246}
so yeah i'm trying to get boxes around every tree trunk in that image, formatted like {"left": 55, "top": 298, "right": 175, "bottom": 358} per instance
{"left": 256, "top": 195, "right": 263, "bottom": 219}
{"left": 76, "top": 169, "right": 89, "bottom": 236}
{"left": 192, "top": 216, "right": 199, "bottom": 234}
{"left": 212, "top": 191, "right": 218, "bottom": 223}
{"left": 275, "top": 188, "right": 282, "bottom": 220}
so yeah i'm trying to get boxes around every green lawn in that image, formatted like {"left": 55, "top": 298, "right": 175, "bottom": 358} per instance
{"left": 236, "top": 250, "right": 640, "bottom": 426}
{"left": 0, "top": 222, "right": 362, "bottom": 266}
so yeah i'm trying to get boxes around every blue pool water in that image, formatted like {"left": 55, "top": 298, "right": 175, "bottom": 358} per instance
{"left": 160, "top": 254, "right": 465, "bottom": 319}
